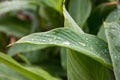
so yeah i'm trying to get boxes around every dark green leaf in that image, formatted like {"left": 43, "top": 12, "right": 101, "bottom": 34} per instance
{"left": 0, "top": 16, "right": 30, "bottom": 37}
{"left": 41, "top": 0, "right": 63, "bottom": 13}
{"left": 88, "top": 2, "right": 116, "bottom": 34}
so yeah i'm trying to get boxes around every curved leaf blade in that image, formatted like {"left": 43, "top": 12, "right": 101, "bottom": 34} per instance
{"left": 104, "top": 22, "right": 120, "bottom": 80}
{"left": 98, "top": 8, "right": 120, "bottom": 41}
{"left": 67, "top": 49, "right": 114, "bottom": 80}
{"left": 14, "top": 28, "right": 112, "bottom": 68}
{"left": 63, "top": 6, "right": 83, "bottom": 33}
{"left": 0, "top": 52, "right": 59, "bottom": 80}
{"left": 0, "top": 64, "right": 29, "bottom": 80}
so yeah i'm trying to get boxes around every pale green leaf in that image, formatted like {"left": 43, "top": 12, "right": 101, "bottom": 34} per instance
{"left": 0, "top": 64, "right": 29, "bottom": 80}
{"left": 63, "top": 6, "right": 84, "bottom": 33}
{"left": 0, "top": 52, "right": 59, "bottom": 80}
{"left": 68, "top": 0, "right": 92, "bottom": 27}
{"left": 0, "top": 1, "right": 36, "bottom": 15}
{"left": 98, "top": 9, "right": 120, "bottom": 41}
{"left": 14, "top": 28, "right": 112, "bottom": 68}
{"left": 104, "top": 22, "right": 120, "bottom": 80}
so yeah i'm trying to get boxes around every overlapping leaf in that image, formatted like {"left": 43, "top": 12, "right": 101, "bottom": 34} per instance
{"left": 0, "top": 52, "right": 59, "bottom": 80}
{"left": 0, "top": 16, "right": 30, "bottom": 37}
{"left": 12, "top": 28, "right": 111, "bottom": 68}
{"left": 104, "top": 22, "right": 120, "bottom": 80}
{"left": 98, "top": 8, "right": 120, "bottom": 41}
{"left": 41, "top": 0, "right": 63, "bottom": 13}
{"left": 68, "top": 0, "right": 92, "bottom": 27}
{"left": 0, "top": 64, "right": 29, "bottom": 80}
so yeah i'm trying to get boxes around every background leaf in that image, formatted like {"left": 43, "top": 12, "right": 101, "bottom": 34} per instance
{"left": 98, "top": 8, "right": 120, "bottom": 41}
{"left": 0, "top": 1, "right": 36, "bottom": 15}
{"left": 0, "top": 16, "right": 30, "bottom": 38}
{"left": 0, "top": 52, "right": 59, "bottom": 80}
{"left": 88, "top": 2, "right": 116, "bottom": 34}
{"left": 0, "top": 64, "right": 29, "bottom": 80}
{"left": 68, "top": 0, "right": 92, "bottom": 27}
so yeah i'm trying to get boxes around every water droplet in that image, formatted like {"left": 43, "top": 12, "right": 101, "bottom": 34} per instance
{"left": 86, "top": 38, "right": 89, "bottom": 42}
{"left": 78, "top": 42, "right": 86, "bottom": 46}
{"left": 114, "top": 56, "right": 117, "bottom": 59}
{"left": 90, "top": 46, "right": 94, "bottom": 50}
{"left": 31, "top": 39, "right": 34, "bottom": 41}
{"left": 62, "top": 41, "right": 70, "bottom": 45}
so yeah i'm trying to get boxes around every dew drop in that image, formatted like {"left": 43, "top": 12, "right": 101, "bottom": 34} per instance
{"left": 90, "top": 46, "right": 94, "bottom": 50}
{"left": 78, "top": 42, "right": 86, "bottom": 46}
{"left": 31, "top": 39, "right": 34, "bottom": 41}
{"left": 114, "top": 56, "right": 117, "bottom": 59}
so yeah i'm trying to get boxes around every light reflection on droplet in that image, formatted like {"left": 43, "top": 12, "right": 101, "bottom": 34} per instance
{"left": 78, "top": 42, "right": 86, "bottom": 47}
{"left": 62, "top": 41, "right": 70, "bottom": 45}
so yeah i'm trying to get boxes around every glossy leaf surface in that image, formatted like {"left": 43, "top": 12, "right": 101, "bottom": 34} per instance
{"left": 13, "top": 28, "right": 111, "bottom": 68}
{"left": 105, "top": 22, "right": 120, "bottom": 80}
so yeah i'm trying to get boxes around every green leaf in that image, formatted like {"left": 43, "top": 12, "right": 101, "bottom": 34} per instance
{"left": 0, "top": 16, "right": 30, "bottom": 37}
{"left": 0, "top": 52, "right": 59, "bottom": 80}
{"left": 41, "top": 0, "right": 63, "bottom": 13}
{"left": 0, "top": 33, "right": 9, "bottom": 51}
{"left": 68, "top": 0, "right": 92, "bottom": 27}
{"left": 13, "top": 28, "right": 112, "bottom": 68}
{"left": 67, "top": 49, "right": 114, "bottom": 80}
{"left": 63, "top": 6, "right": 84, "bottom": 33}
{"left": 8, "top": 44, "right": 46, "bottom": 56}
{"left": 97, "top": 26, "right": 107, "bottom": 42}
{"left": 104, "top": 22, "right": 120, "bottom": 80}
{"left": 88, "top": 2, "right": 116, "bottom": 34}
{"left": 0, "top": 1, "right": 36, "bottom": 15}
{"left": 98, "top": 8, "right": 120, "bottom": 41}
{"left": 0, "top": 64, "right": 29, "bottom": 80}
{"left": 60, "top": 48, "right": 67, "bottom": 70}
